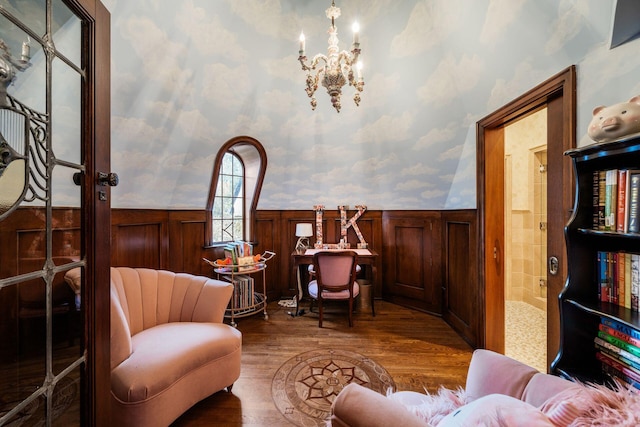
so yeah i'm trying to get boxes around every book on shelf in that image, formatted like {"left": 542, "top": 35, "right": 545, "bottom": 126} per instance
{"left": 595, "top": 335, "right": 640, "bottom": 367}
{"left": 601, "top": 317, "right": 640, "bottom": 341}
{"left": 596, "top": 342, "right": 640, "bottom": 371}
{"left": 225, "top": 274, "right": 255, "bottom": 309}
{"left": 597, "top": 331, "right": 640, "bottom": 358}
{"left": 598, "top": 251, "right": 608, "bottom": 302}
{"left": 599, "top": 323, "right": 640, "bottom": 348}
{"left": 591, "top": 169, "right": 640, "bottom": 233}
{"left": 593, "top": 171, "right": 601, "bottom": 229}
{"left": 598, "top": 170, "right": 606, "bottom": 230}
{"left": 601, "top": 361, "right": 640, "bottom": 390}
{"left": 604, "top": 169, "right": 618, "bottom": 231}
{"left": 596, "top": 351, "right": 640, "bottom": 383}
{"left": 612, "top": 252, "right": 619, "bottom": 305}
{"left": 632, "top": 254, "right": 640, "bottom": 312}
{"left": 619, "top": 252, "right": 626, "bottom": 307}
{"left": 627, "top": 171, "right": 640, "bottom": 233}
{"left": 596, "top": 251, "right": 640, "bottom": 310}
{"left": 625, "top": 253, "right": 632, "bottom": 309}
{"left": 617, "top": 169, "right": 628, "bottom": 232}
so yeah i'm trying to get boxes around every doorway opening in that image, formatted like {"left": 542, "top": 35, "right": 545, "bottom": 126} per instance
{"left": 477, "top": 66, "right": 575, "bottom": 370}
{"left": 503, "top": 108, "right": 548, "bottom": 372}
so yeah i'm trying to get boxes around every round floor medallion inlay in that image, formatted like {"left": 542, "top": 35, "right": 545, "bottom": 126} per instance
{"left": 271, "top": 349, "right": 395, "bottom": 426}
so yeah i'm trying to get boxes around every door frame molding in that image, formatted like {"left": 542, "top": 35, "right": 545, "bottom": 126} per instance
{"left": 69, "top": 0, "right": 112, "bottom": 423}
{"left": 476, "top": 66, "right": 576, "bottom": 354}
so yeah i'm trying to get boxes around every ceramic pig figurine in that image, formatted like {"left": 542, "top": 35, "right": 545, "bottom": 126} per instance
{"left": 588, "top": 96, "right": 640, "bottom": 143}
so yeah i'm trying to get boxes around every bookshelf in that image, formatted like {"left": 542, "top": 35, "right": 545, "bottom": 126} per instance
{"left": 552, "top": 135, "right": 640, "bottom": 389}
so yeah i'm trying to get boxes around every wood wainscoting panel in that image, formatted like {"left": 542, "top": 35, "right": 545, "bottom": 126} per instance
{"left": 111, "top": 209, "right": 168, "bottom": 269}
{"left": 254, "top": 210, "right": 281, "bottom": 302}
{"left": 167, "top": 210, "right": 208, "bottom": 275}
{"left": 442, "top": 210, "right": 479, "bottom": 348}
{"left": 382, "top": 212, "right": 442, "bottom": 315}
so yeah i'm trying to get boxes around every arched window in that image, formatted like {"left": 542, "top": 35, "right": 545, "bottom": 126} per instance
{"left": 206, "top": 136, "right": 267, "bottom": 246}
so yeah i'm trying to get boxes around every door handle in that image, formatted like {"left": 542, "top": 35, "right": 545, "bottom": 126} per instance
{"left": 98, "top": 172, "right": 119, "bottom": 187}
{"left": 548, "top": 256, "right": 559, "bottom": 276}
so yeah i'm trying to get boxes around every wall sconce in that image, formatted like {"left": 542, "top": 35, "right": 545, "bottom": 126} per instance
{"left": 295, "top": 223, "right": 314, "bottom": 251}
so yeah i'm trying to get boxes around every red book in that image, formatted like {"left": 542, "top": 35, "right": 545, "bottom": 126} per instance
{"left": 617, "top": 170, "right": 628, "bottom": 232}
{"left": 612, "top": 252, "right": 619, "bottom": 304}
{"left": 599, "top": 323, "right": 640, "bottom": 347}
{"left": 596, "top": 351, "right": 640, "bottom": 383}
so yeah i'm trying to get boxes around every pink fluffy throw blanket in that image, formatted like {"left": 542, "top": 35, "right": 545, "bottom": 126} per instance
{"left": 564, "top": 380, "right": 640, "bottom": 426}
{"left": 387, "top": 386, "right": 467, "bottom": 426}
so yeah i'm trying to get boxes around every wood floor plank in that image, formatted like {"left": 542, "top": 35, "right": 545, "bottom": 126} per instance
{"left": 171, "top": 300, "right": 474, "bottom": 426}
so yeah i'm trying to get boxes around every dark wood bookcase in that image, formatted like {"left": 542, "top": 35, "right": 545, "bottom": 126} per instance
{"left": 552, "top": 135, "right": 640, "bottom": 384}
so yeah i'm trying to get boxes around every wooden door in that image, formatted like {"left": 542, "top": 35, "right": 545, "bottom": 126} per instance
{"left": 0, "top": 1, "right": 111, "bottom": 425}
{"left": 477, "top": 67, "right": 576, "bottom": 361}
{"left": 483, "top": 127, "right": 506, "bottom": 353}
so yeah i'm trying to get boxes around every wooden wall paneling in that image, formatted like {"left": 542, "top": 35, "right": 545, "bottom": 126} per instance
{"left": 167, "top": 210, "right": 207, "bottom": 274}
{"left": 442, "top": 210, "right": 479, "bottom": 348}
{"left": 278, "top": 211, "right": 314, "bottom": 299}
{"left": 253, "top": 210, "right": 281, "bottom": 302}
{"left": 382, "top": 211, "right": 442, "bottom": 314}
{"left": 111, "top": 209, "right": 168, "bottom": 269}
{"left": 328, "top": 211, "right": 383, "bottom": 297}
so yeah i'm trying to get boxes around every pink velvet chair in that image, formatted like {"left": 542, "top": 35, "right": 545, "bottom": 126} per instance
{"left": 110, "top": 267, "right": 242, "bottom": 427}
{"left": 308, "top": 251, "right": 360, "bottom": 327}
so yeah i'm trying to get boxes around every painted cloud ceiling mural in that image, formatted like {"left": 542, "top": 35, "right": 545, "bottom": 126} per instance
{"left": 97, "top": 0, "right": 640, "bottom": 211}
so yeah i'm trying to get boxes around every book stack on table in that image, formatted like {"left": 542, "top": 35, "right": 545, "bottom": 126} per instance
{"left": 594, "top": 317, "right": 640, "bottom": 390}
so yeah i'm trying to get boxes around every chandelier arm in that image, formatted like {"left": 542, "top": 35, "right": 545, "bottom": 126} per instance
{"left": 299, "top": 53, "right": 329, "bottom": 73}
{"left": 310, "top": 53, "right": 328, "bottom": 70}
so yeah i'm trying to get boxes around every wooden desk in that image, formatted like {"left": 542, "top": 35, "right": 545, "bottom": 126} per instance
{"left": 291, "top": 249, "right": 378, "bottom": 316}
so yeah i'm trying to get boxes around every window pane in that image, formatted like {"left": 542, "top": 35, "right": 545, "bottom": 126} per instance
{"left": 212, "top": 196, "right": 222, "bottom": 217}
{"left": 221, "top": 174, "right": 232, "bottom": 197}
{"left": 222, "top": 219, "right": 233, "bottom": 240}
{"left": 232, "top": 155, "right": 243, "bottom": 175}
{"left": 222, "top": 197, "right": 233, "bottom": 218}
{"left": 211, "top": 150, "right": 251, "bottom": 243}
{"left": 52, "top": 0, "right": 82, "bottom": 67}
{"left": 222, "top": 153, "right": 232, "bottom": 173}
{"left": 212, "top": 219, "right": 222, "bottom": 242}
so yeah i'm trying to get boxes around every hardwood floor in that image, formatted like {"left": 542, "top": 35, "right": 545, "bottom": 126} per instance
{"left": 171, "top": 300, "right": 474, "bottom": 426}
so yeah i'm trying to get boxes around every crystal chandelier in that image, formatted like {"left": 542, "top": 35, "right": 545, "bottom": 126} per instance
{"left": 298, "top": 1, "right": 364, "bottom": 113}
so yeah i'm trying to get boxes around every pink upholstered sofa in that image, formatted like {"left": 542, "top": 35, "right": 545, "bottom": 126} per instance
{"left": 331, "top": 349, "right": 640, "bottom": 426}
{"left": 110, "top": 267, "right": 242, "bottom": 427}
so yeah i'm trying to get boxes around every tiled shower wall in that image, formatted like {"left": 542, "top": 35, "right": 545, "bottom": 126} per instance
{"left": 505, "top": 109, "right": 547, "bottom": 312}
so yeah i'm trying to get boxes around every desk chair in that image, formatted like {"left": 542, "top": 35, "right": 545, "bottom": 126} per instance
{"left": 308, "top": 251, "right": 359, "bottom": 327}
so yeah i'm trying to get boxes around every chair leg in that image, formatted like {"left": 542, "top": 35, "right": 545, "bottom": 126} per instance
{"left": 318, "top": 299, "right": 323, "bottom": 328}
{"left": 348, "top": 299, "right": 353, "bottom": 327}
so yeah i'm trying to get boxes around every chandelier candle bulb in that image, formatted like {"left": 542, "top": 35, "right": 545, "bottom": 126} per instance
{"left": 299, "top": 32, "right": 305, "bottom": 56}
{"left": 352, "top": 22, "right": 359, "bottom": 45}
{"left": 21, "top": 38, "right": 30, "bottom": 61}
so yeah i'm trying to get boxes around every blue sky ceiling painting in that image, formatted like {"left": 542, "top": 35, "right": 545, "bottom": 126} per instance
{"left": 65, "top": 1, "right": 640, "bottom": 209}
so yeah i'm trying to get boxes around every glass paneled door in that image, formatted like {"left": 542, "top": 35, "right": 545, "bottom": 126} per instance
{"left": 0, "top": 1, "right": 106, "bottom": 424}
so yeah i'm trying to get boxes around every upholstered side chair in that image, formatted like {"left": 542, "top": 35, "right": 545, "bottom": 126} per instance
{"left": 308, "top": 250, "right": 359, "bottom": 327}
